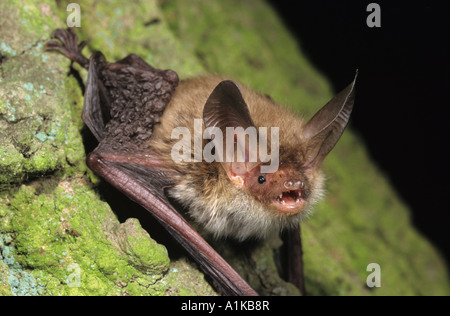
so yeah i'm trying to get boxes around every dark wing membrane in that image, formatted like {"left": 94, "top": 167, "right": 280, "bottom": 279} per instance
{"left": 94, "top": 53, "right": 179, "bottom": 153}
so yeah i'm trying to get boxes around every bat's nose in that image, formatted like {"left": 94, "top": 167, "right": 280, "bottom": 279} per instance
{"left": 283, "top": 180, "right": 304, "bottom": 190}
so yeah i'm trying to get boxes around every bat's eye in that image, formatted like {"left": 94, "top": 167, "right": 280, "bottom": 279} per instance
{"left": 258, "top": 175, "right": 266, "bottom": 184}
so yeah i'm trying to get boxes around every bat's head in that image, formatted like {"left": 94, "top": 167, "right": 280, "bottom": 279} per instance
{"left": 202, "top": 79, "right": 356, "bottom": 217}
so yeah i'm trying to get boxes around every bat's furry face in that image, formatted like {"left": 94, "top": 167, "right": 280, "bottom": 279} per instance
{"left": 151, "top": 75, "right": 355, "bottom": 240}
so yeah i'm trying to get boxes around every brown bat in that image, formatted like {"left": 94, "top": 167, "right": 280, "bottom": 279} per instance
{"left": 46, "top": 28, "right": 356, "bottom": 296}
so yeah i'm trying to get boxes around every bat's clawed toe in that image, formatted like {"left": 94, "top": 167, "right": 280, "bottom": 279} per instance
{"left": 45, "top": 28, "right": 89, "bottom": 69}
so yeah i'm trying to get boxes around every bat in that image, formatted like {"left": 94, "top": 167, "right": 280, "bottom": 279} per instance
{"left": 46, "top": 28, "right": 356, "bottom": 296}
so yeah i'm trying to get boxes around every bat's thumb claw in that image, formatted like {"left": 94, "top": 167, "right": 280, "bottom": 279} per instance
{"left": 164, "top": 70, "right": 179, "bottom": 84}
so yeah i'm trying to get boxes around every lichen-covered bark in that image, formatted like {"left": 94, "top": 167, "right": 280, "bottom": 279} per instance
{"left": 0, "top": 2, "right": 85, "bottom": 187}
{"left": 1, "top": 0, "right": 449, "bottom": 296}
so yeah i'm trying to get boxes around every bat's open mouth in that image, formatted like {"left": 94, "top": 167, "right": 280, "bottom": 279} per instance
{"left": 273, "top": 189, "right": 304, "bottom": 215}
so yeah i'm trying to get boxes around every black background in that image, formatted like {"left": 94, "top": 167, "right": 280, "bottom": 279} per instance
{"left": 268, "top": 1, "right": 450, "bottom": 266}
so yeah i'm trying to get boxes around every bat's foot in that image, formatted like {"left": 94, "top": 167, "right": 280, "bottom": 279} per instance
{"left": 46, "top": 28, "right": 89, "bottom": 69}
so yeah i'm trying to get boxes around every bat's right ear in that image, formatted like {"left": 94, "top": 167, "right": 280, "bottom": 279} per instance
{"left": 302, "top": 73, "right": 357, "bottom": 169}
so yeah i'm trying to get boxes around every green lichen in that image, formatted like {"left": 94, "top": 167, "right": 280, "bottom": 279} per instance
{"left": 0, "top": 0, "right": 86, "bottom": 188}
{"left": 0, "top": 180, "right": 174, "bottom": 296}
{"left": 0, "top": 1, "right": 56, "bottom": 56}
{"left": 54, "top": 0, "right": 203, "bottom": 77}
{"left": 102, "top": 217, "right": 170, "bottom": 277}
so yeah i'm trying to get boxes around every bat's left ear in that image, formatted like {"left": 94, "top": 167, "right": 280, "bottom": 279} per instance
{"left": 203, "top": 80, "right": 255, "bottom": 132}
{"left": 302, "top": 72, "right": 357, "bottom": 169}
{"left": 203, "top": 80, "right": 259, "bottom": 183}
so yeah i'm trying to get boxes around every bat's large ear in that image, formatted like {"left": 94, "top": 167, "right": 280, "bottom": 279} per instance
{"left": 203, "top": 80, "right": 259, "bottom": 182}
{"left": 302, "top": 73, "right": 357, "bottom": 169}
{"left": 203, "top": 80, "right": 255, "bottom": 132}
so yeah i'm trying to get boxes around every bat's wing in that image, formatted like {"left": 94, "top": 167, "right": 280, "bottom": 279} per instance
{"left": 47, "top": 28, "right": 257, "bottom": 296}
